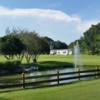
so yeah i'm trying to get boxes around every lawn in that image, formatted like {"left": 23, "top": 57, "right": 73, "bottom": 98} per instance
{"left": 0, "top": 79, "right": 100, "bottom": 100}
{"left": 38, "top": 55, "right": 100, "bottom": 65}
{"left": 0, "top": 55, "right": 100, "bottom": 100}
{"left": 0, "top": 55, "right": 100, "bottom": 70}
{"left": 38, "top": 55, "right": 100, "bottom": 70}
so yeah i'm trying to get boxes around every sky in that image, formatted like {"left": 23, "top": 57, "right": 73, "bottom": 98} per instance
{"left": 0, "top": 0, "right": 100, "bottom": 44}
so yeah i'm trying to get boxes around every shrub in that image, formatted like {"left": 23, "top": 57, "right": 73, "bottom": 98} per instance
{"left": 0, "top": 61, "right": 23, "bottom": 75}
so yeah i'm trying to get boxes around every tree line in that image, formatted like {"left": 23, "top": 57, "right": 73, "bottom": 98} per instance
{"left": 69, "top": 23, "right": 100, "bottom": 55}
{"left": 0, "top": 29, "right": 68, "bottom": 63}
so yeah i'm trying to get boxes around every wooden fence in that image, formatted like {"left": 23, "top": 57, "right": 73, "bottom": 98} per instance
{"left": 0, "top": 67, "right": 100, "bottom": 89}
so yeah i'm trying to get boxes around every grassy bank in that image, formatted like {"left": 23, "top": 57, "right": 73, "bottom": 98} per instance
{"left": 0, "top": 79, "right": 100, "bottom": 100}
{"left": 38, "top": 55, "right": 100, "bottom": 65}
{"left": 38, "top": 55, "right": 100, "bottom": 70}
{"left": 0, "top": 55, "right": 100, "bottom": 70}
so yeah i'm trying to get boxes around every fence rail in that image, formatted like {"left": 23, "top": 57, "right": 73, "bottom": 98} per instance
{"left": 0, "top": 67, "right": 100, "bottom": 89}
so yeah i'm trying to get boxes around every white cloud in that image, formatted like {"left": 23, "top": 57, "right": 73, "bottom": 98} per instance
{"left": 0, "top": 6, "right": 80, "bottom": 22}
{"left": 77, "top": 20, "right": 99, "bottom": 33}
{"left": 0, "top": 6, "right": 99, "bottom": 43}
{"left": 0, "top": 6, "right": 98, "bottom": 32}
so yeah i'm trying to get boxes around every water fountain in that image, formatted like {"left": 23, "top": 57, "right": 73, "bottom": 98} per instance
{"left": 74, "top": 41, "right": 82, "bottom": 70}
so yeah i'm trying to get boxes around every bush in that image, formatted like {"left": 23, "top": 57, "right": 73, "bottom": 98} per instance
{"left": 0, "top": 61, "right": 23, "bottom": 75}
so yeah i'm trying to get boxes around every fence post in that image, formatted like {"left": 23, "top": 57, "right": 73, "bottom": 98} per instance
{"left": 96, "top": 66, "right": 98, "bottom": 79}
{"left": 77, "top": 68, "right": 80, "bottom": 80}
{"left": 22, "top": 73, "right": 25, "bottom": 88}
{"left": 57, "top": 70, "right": 59, "bottom": 85}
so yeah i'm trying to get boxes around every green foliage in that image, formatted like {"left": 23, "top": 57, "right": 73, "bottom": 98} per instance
{"left": 0, "top": 28, "right": 68, "bottom": 63}
{"left": 17, "top": 31, "right": 42, "bottom": 63}
{"left": 0, "top": 61, "right": 22, "bottom": 75}
{"left": 54, "top": 40, "right": 68, "bottom": 49}
{"left": 41, "top": 37, "right": 68, "bottom": 52}
{"left": 0, "top": 35, "right": 25, "bottom": 60}
{"left": 84, "top": 24, "right": 100, "bottom": 54}
{"left": 40, "top": 38, "right": 50, "bottom": 54}
{"left": 69, "top": 23, "right": 100, "bottom": 55}
{"left": 18, "top": 31, "right": 41, "bottom": 54}
{"left": 42, "top": 36, "right": 54, "bottom": 50}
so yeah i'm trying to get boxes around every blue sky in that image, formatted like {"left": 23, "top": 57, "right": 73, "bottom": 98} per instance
{"left": 0, "top": 0, "right": 100, "bottom": 44}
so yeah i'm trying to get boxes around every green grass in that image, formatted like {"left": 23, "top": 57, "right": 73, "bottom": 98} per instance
{"left": 0, "top": 54, "right": 100, "bottom": 70}
{"left": 0, "top": 79, "right": 100, "bottom": 100}
{"left": 0, "top": 55, "right": 100, "bottom": 100}
{"left": 37, "top": 55, "right": 100, "bottom": 70}
{"left": 38, "top": 55, "right": 100, "bottom": 65}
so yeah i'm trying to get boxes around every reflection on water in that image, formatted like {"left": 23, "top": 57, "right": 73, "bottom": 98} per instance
{"left": 0, "top": 67, "right": 97, "bottom": 87}
{"left": 28, "top": 67, "right": 96, "bottom": 85}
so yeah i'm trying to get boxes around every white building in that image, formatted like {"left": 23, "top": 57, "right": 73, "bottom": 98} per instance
{"left": 50, "top": 49, "right": 72, "bottom": 55}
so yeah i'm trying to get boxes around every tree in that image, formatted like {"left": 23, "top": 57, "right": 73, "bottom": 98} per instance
{"left": 42, "top": 36, "right": 54, "bottom": 50}
{"left": 84, "top": 24, "right": 100, "bottom": 54}
{"left": 41, "top": 37, "right": 68, "bottom": 51}
{"left": 69, "top": 23, "right": 100, "bottom": 55}
{"left": 54, "top": 40, "right": 68, "bottom": 49}
{"left": 0, "top": 35, "right": 25, "bottom": 60}
{"left": 40, "top": 37, "right": 50, "bottom": 54}
{"left": 18, "top": 31, "right": 42, "bottom": 63}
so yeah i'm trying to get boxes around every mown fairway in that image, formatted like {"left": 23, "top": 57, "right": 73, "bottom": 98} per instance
{"left": 0, "top": 79, "right": 100, "bottom": 100}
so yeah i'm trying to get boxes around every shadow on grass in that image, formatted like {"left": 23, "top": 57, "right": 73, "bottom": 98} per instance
{"left": 37, "top": 61, "right": 74, "bottom": 71}
{"left": 0, "top": 79, "right": 91, "bottom": 94}
{"left": 37, "top": 62, "right": 100, "bottom": 71}
{"left": 0, "top": 97, "right": 9, "bottom": 100}
{"left": 0, "top": 79, "right": 82, "bottom": 94}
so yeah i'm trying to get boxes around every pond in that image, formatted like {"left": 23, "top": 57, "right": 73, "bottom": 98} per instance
{"left": 0, "top": 66, "right": 97, "bottom": 88}
{"left": 26, "top": 67, "right": 96, "bottom": 86}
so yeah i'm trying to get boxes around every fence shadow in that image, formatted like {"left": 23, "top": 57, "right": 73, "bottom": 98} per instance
{"left": 0, "top": 80, "right": 81, "bottom": 94}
